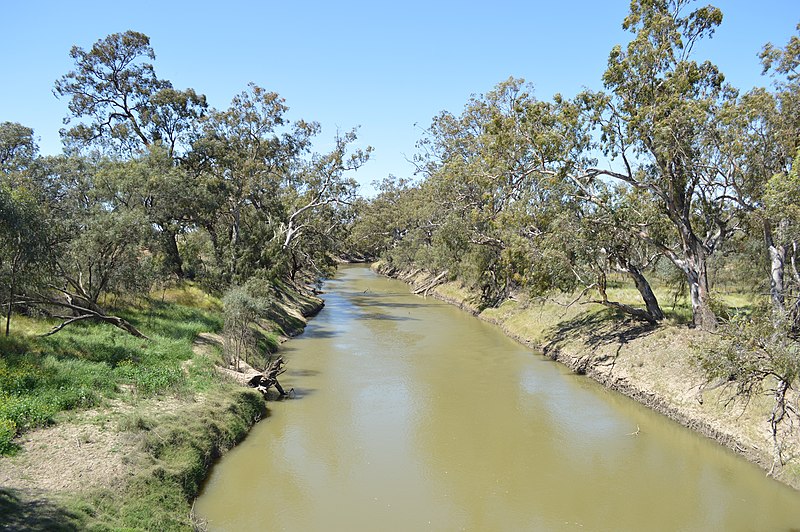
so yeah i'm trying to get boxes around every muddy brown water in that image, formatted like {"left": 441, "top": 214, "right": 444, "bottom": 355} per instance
{"left": 195, "top": 265, "right": 800, "bottom": 531}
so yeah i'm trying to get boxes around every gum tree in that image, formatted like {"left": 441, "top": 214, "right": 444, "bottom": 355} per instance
{"left": 55, "top": 31, "right": 207, "bottom": 276}
{"left": 584, "top": 0, "right": 734, "bottom": 330}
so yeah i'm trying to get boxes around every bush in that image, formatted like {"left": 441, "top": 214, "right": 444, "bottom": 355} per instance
{"left": 0, "top": 418, "right": 16, "bottom": 454}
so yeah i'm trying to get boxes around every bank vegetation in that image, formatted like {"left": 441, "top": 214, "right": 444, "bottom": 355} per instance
{"left": 1, "top": 29, "right": 353, "bottom": 529}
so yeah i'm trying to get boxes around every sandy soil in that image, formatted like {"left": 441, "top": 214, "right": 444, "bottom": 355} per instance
{"left": 0, "top": 406, "right": 137, "bottom": 495}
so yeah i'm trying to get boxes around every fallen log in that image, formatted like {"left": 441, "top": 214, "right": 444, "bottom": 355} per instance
{"left": 216, "top": 356, "right": 289, "bottom": 398}
{"left": 253, "top": 357, "right": 288, "bottom": 397}
{"left": 412, "top": 271, "right": 449, "bottom": 296}
{"left": 215, "top": 365, "right": 262, "bottom": 386}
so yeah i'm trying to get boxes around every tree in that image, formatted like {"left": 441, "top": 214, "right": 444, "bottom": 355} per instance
{"left": 222, "top": 286, "right": 261, "bottom": 372}
{"left": 757, "top": 26, "right": 800, "bottom": 324}
{"left": 0, "top": 182, "right": 50, "bottom": 337}
{"left": 584, "top": 0, "right": 733, "bottom": 330}
{"left": 55, "top": 31, "right": 166, "bottom": 154}
{"left": 0, "top": 123, "right": 49, "bottom": 336}
{"left": 762, "top": 150, "right": 800, "bottom": 330}
{"left": 278, "top": 129, "right": 368, "bottom": 281}
{"left": 16, "top": 154, "right": 150, "bottom": 339}
{"left": 55, "top": 30, "right": 207, "bottom": 157}
{"left": 711, "top": 24, "right": 800, "bottom": 323}
{"left": 407, "top": 78, "right": 666, "bottom": 318}
{"left": 345, "top": 176, "right": 418, "bottom": 260}
{"left": 189, "top": 84, "right": 368, "bottom": 284}
{"left": 0, "top": 122, "right": 37, "bottom": 174}
{"left": 698, "top": 314, "right": 800, "bottom": 473}
{"left": 188, "top": 83, "right": 310, "bottom": 281}
{"left": 55, "top": 31, "right": 208, "bottom": 278}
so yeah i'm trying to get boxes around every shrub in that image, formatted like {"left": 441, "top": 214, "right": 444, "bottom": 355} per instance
{"left": 0, "top": 418, "right": 16, "bottom": 454}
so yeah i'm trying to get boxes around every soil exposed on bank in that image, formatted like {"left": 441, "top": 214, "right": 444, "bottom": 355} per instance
{"left": 375, "top": 262, "right": 800, "bottom": 491}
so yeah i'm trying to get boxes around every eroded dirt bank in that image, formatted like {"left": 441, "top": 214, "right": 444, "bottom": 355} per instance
{"left": 374, "top": 262, "right": 800, "bottom": 490}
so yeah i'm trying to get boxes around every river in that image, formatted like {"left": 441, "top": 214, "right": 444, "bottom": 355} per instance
{"left": 194, "top": 265, "right": 800, "bottom": 531}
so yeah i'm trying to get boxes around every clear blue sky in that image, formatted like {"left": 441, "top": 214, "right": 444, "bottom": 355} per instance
{"left": 1, "top": 1, "right": 797, "bottom": 195}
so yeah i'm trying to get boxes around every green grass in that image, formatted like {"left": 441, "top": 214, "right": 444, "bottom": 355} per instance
{"left": 65, "top": 388, "right": 266, "bottom": 531}
{"left": 0, "top": 291, "right": 224, "bottom": 453}
{"left": 0, "top": 281, "right": 321, "bottom": 530}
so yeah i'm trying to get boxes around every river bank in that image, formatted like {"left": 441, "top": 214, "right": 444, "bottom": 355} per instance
{"left": 374, "top": 262, "right": 800, "bottom": 490}
{"left": 0, "top": 282, "right": 323, "bottom": 531}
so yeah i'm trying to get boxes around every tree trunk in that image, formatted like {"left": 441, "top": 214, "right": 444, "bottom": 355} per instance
{"left": 5, "top": 276, "right": 13, "bottom": 338}
{"left": 6, "top": 245, "right": 21, "bottom": 337}
{"left": 594, "top": 270, "right": 660, "bottom": 324}
{"left": 290, "top": 252, "right": 299, "bottom": 283}
{"left": 764, "top": 220, "right": 786, "bottom": 314}
{"left": 623, "top": 263, "right": 664, "bottom": 321}
{"left": 230, "top": 206, "right": 241, "bottom": 278}
{"left": 685, "top": 251, "right": 717, "bottom": 331}
{"left": 160, "top": 227, "right": 184, "bottom": 278}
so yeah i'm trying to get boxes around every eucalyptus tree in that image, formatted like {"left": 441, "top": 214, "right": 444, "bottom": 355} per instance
{"left": 357, "top": 177, "right": 444, "bottom": 270}
{"left": 691, "top": 27, "right": 800, "bottom": 473}
{"left": 548, "top": 183, "right": 668, "bottom": 323}
{"left": 0, "top": 123, "right": 51, "bottom": 336}
{"left": 55, "top": 30, "right": 206, "bottom": 157}
{"left": 14, "top": 154, "right": 152, "bottom": 338}
{"left": 0, "top": 122, "right": 38, "bottom": 174}
{"left": 411, "top": 79, "right": 558, "bottom": 305}
{"left": 580, "top": 0, "right": 738, "bottom": 330}
{"left": 279, "top": 137, "right": 368, "bottom": 281}
{"left": 189, "top": 84, "right": 368, "bottom": 284}
{"left": 411, "top": 78, "right": 666, "bottom": 318}
{"left": 188, "top": 84, "right": 311, "bottom": 281}
{"left": 55, "top": 31, "right": 207, "bottom": 277}
{"left": 724, "top": 25, "right": 800, "bottom": 322}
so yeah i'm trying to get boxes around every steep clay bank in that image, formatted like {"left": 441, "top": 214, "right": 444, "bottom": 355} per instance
{"left": 374, "top": 262, "right": 800, "bottom": 490}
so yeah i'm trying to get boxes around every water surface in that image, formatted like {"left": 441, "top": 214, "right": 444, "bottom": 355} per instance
{"left": 195, "top": 265, "right": 800, "bottom": 531}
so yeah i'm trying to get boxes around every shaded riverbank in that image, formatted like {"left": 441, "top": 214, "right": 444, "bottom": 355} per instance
{"left": 374, "top": 262, "right": 800, "bottom": 491}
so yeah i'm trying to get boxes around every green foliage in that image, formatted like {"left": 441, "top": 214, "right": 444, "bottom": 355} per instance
{"left": 0, "top": 293, "right": 228, "bottom": 454}
{"left": 0, "top": 418, "right": 16, "bottom": 454}
{"left": 698, "top": 315, "right": 800, "bottom": 391}
{"left": 695, "top": 312, "right": 800, "bottom": 465}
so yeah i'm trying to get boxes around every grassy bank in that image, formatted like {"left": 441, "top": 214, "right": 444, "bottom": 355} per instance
{"left": 0, "top": 282, "right": 323, "bottom": 530}
{"left": 375, "top": 262, "right": 800, "bottom": 490}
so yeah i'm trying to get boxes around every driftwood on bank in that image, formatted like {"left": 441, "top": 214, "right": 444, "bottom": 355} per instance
{"left": 216, "top": 356, "right": 289, "bottom": 398}
{"left": 412, "top": 271, "right": 449, "bottom": 296}
{"left": 19, "top": 291, "right": 149, "bottom": 339}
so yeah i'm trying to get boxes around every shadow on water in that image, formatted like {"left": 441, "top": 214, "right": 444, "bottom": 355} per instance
{"left": 359, "top": 312, "right": 418, "bottom": 322}
{"left": 0, "top": 488, "right": 82, "bottom": 531}
{"left": 284, "top": 387, "right": 316, "bottom": 399}
{"left": 287, "top": 368, "right": 322, "bottom": 377}
{"left": 303, "top": 328, "right": 339, "bottom": 339}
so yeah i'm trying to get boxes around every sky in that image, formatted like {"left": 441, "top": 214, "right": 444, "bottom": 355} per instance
{"left": 1, "top": 1, "right": 797, "bottom": 195}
